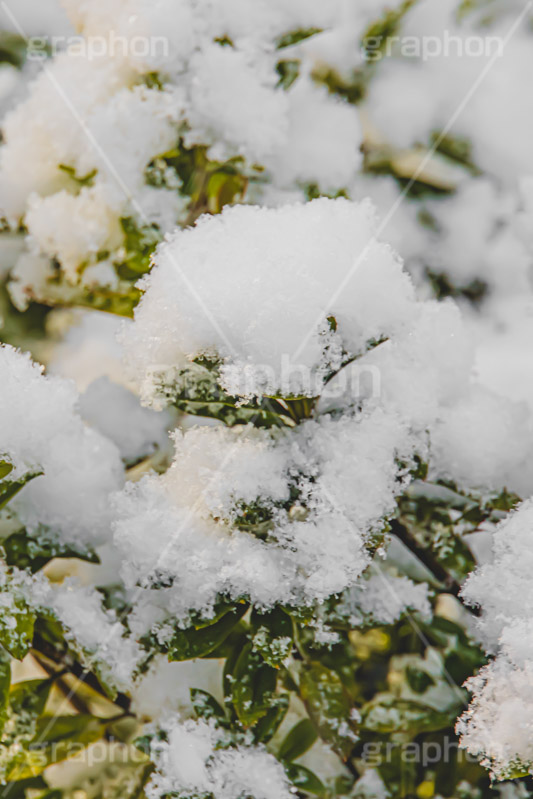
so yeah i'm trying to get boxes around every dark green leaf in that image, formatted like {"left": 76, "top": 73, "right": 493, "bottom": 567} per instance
{"left": 0, "top": 590, "right": 35, "bottom": 660}
{"left": 276, "top": 28, "right": 323, "bottom": 48}
{"left": 285, "top": 763, "right": 327, "bottom": 797}
{"left": 251, "top": 607, "right": 293, "bottom": 668}
{"left": 2, "top": 529, "right": 99, "bottom": 573}
{"left": 0, "top": 469, "right": 42, "bottom": 510}
{"left": 405, "top": 665, "right": 436, "bottom": 694}
{"left": 1, "top": 777, "right": 48, "bottom": 799}
{"left": 360, "top": 694, "right": 455, "bottom": 735}
{"left": 252, "top": 693, "right": 289, "bottom": 744}
{"left": 58, "top": 163, "right": 97, "bottom": 187}
{"left": 0, "top": 459, "right": 13, "bottom": 479}
{"left": 154, "top": 604, "right": 248, "bottom": 661}
{"left": 190, "top": 688, "right": 227, "bottom": 722}
{"left": 0, "top": 649, "right": 11, "bottom": 734}
{"left": 299, "top": 662, "right": 357, "bottom": 759}
{"left": 231, "top": 642, "right": 278, "bottom": 727}
{"left": 9, "top": 678, "right": 53, "bottom": 718}
{"left": 278, "top": 718, "right": 318, "bottom": 762}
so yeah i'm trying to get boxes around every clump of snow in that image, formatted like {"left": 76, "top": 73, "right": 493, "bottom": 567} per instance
{"left": 2, "top": 564, "right": 141, "bottom": 690}
{"left": 0, "top": 344, "right": 123, "bottom": 545}
{"left": 429, "top": 386, "right": 533, "bottom": 496}
{"left": 113, "top": 406, "right": 411, "bottom": 622}
{"left": 147, "top": 717, "right": 291, "bottom": 799}
{"left": 185, "top": 44, "right": 288, "bottom": 164}
{"left": 131, "top": 657, "right": 224, "bottom": 722}
{"left": 458, "top": 658, "right": 533, "bottom": 779}
{"left": 353, "top": 769, "right": 390, "bottom": 799}
{"left": 462, "top": 500, "right": 533, "bottom": 651}
{"left": 46, "top": 310, "right": 127, "bottom": 391}
{"left": 266, "top": 76, "right": 362, "bottom": 192}
{"left": 25, "top": 185, "right": 123, "bottom": 283}
{"left": 336, "top": 569, "right": 431, "bottom": 627}
{"left": 459, "top": 500, "right": 533, "bottom": 776}
{"left": 125, "top": 198, "right": 416, "bottom": 402}
{"left": 80, "top": 376, "right": 170, "bottom": 464}
{"left": 0, "top": 0, "right": 364, "bottom": 298}
{"left": 363, "top": 0, "right": 533, "bottom": 183}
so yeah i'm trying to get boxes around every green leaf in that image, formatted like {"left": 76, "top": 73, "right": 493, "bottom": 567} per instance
{"left": 276, "top": 28, "right": 323, "bottom": 49}
{"left": 58, "top": 163, "right": 97, "bottom": 187}
{"left": 133, "top": 733, "right": 154, "bottom": 757}
{"left": 203, "top": 621, "right": 248, "bottom": 660}
{"left": 252, "top": 693, "right": 289, "bottom": 744}
{"left": 360, "top": 694, "right": 455, "bottom": 735}
{"left": 223, "top": 631, "right": 248, "bottom": 705}
{"left": 285, "top": 763, "right": 327, "bottom": 797}
{"left": 0, "top": 649, "right": 11, "bottom": 734}
{"left": 153, "top": 604, "right": 248, "bottom": 661}
{"left": 405, "top": 665, "right": 436, "bottom": 694}
{"left": 34, "top": 714, "right": 104, "bottom": 743}
{"left": 6, "top": 715, "right": 106, "bottom": 781}
{"left": 299, "top": 662, "right": 358, "bottom": 759}
{"left": 0, "top": 588, "right": 35, "bottom": 660}
{"left": 1, "top": 777, "right": 48, "bottom": 799}
{"left": 362, "top": 0, "right": 417, "bottom": 58}
{"left": 279, "top": 718, "right": 318, "bottom": 762}
{"left": 231, "top": 642, "right": 278, "bottom": 727}
{"left": 251, "top": 607, "right": 293, "bottom": 668}
{"left": 276, "top": 59, "right": 300, "bottom": 90}
{"left": 154, "top": 362, "right": 294, "bottom": 430}
{"left": 9, "top": 678, "right": 53, "bottom": 718}
{"left": 0, "top": 32, "right": 28, "bottom": 68}
{"left": 190, "top": 688, "right": 227, "bottom": 722}
{"left": 2, "top": 528, "right": 99, "bottom": 573}
{"left": 115, "top": 217, "right": 161, "bottom": 279}
{"left": 0, "top": 459, "right": 13, "bottom": 479}
{"left": 0, "top": 469, "right": 42, "bottom": 510}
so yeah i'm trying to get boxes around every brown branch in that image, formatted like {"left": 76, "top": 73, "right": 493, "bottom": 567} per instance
{"left": 389, "top": 518, "right": 480, "bottom": 616}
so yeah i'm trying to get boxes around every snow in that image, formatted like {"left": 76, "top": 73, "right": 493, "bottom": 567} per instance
{"left": 0, "top": 0, "right": 363, "bottom": 299}
{"left": 4, "top": 0, "right": 533, "bottom": 788}
{"left": 336, "top": 570, "right": 431, "bottom": 627}
{"left": 112, "top": 402, "right": 414, "bottom": 621}
{"left": 459, "top": 500, "right": 533, "bottom": 775}
{"left": 147, "top": 718, "right": 291, "bottom": 799}
{"left": 125, "top": 198, "right": 416, "bottom": 402}
{"left": 0, "top": 344, "right": 123, "bottom": 545}
{"left": 80, "top": 376, "right": 170, "bottom": 464}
